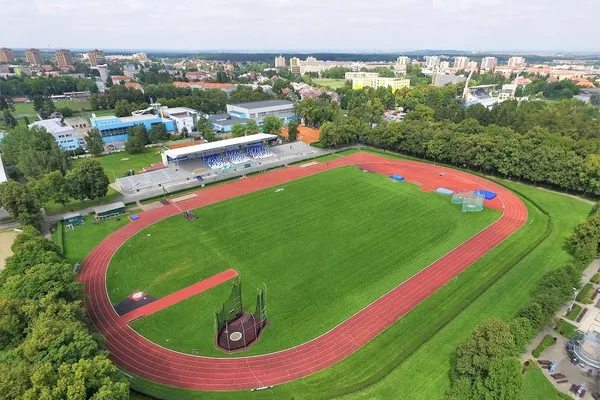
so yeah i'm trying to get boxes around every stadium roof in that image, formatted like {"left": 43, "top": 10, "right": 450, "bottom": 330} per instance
{"left": 229, "top": 100, "right": 293, "bottom": 109}
{"left": 93, "top": 201, "right": 126, "bottom": 214}
{"left": 164, "top": 133, "right": 277, "bottom": 159}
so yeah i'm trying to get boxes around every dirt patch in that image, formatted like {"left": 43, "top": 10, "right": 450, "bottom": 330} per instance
{"left": 0, "top": 231, "right": 18, "bottom": 270}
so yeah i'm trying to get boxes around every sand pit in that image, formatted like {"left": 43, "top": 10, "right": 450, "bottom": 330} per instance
{"left": 0, "top": 231, "right": 18, "bottom": 270}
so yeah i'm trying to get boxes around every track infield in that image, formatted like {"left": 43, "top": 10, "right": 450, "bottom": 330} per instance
{"left": 79, "top": 152, "right": 527, "bottom": 390}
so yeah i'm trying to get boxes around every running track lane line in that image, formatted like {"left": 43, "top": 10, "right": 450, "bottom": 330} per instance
{"left": 79, "top": 153, "right": 528, "bottom": 391}
{"left": 119, "top": 269, "right": 239, "bottom": 323}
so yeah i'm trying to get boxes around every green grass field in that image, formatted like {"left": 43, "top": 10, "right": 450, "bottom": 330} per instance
{"left": 313, "top": 79, "right": 348, "bottom": 89}
{"left": 73, "top": 151, "right": 163, "bottom": 183}
{"left": 521, "top": 362, "right": 571, "bottom": 399}
{"left": 107, "top": 166, "right": 500, "bottom": 357}
{"left": 123, "top": 151, "right": 590, "bottom": 400}
{"left": 13, "top": 100, "right": 92, "bottom": 117}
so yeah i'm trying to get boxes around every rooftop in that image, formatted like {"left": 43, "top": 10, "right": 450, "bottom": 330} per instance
{"left": 229, "top": 99, "right": 293, "bottom": 110}
{"left": 164, "top": 133, "right": 277, "bottom": 159}
{"left": 29, "top": 118, "right": 74, "bottom": 134}
{"left": 93, "top": 201, "right": 126, "bottom": 214}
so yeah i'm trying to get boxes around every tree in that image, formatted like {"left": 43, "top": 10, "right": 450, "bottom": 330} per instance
{"left": 287, "top": 120, "right": 299, "bottom": 142}
{"left": 0, "top": 126, "right": 69, "bottom": 178}
{"left": 230, "top": 123, "right": 247, "bottom": 138}
{"left": 124, "top": 125, "right": 148, "bottom": 154}
{"left": 29, "top": 171, "right": 70, "bottom": 207}
{"left": 262, "top": 116, "right": 283, "bottom": 135}
{"left": 0, "top": 182, "right": 43, "bottom": 228}
{"left": 148, "top": 124, "right": 169, "bottom": 143}
{"left": 196, "top": 114, "right": 214, "bottom": 138}
{"left": 245, "top": 119, "right": 259, "bottom": 135}
{"left": 480, "top": 358, "right": 523, "bottom": 400}
{"left": 2, "top": 109, "right": 17, "bottom": 128}
{"left": 65, "top": 159, "right": 109, "bottom": 201}
{"left": 113, "top": 100, "right": 132, "bottom": 117}
{"left": 85, "top": 128, "right": 105, "bottom": 156}
{"left": 591, "top": 93, "right": 600, "bottom": 106}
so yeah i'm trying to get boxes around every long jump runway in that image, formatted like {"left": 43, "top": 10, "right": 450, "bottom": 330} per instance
{"left": 79, "top": 152, "right": 527, "bottom": 391}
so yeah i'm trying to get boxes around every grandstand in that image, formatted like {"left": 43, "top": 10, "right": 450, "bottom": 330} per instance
{"left": 114, "top": 134, "right": 321, "bottom": 195}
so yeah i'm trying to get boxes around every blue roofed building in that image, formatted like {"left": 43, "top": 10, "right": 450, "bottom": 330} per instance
{"left": 209, "top": 113, "right": 248, "bottom": 134}
{"left": 90, "top": 114, "right": 176, "bottom": 143}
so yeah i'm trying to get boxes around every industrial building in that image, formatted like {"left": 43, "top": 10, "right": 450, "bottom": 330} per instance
{"left": 226, "top": 100, "right": 295, "bottom": 124}
{"left": 28, "top": 119, "right": 80, "bottom": 151}
{"left": 90, "top": 115, "right": 175, "bottom": 143}
{"left": 432, "top": 74, "right": 467, "bottom": 87}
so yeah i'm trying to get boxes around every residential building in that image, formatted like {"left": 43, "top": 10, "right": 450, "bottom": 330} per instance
{"left": 439, "top": 61, "right": 450, "bottom": 71}
{"left": 468, "top": 61, "right": 478, "bottom": 71}
{"left": 481, "top": 57, "right": 497, "bottom": 70}
{"left": 172, "top": 81, "right": 237, "bottom": 94}
{"left": 55, "top": 49, "right": 73, "bottom": 67}
{"left": 134, "top": 52, "right": 148, "bottom": 62}
{"left": 345, "top": 72, "right": 379, "bottom": 79}
{"left": 88, "top": 49, "right": 104, "bottom": 67}
{"left": 425, "top": 56, "right": 440, "bottom": 69}
{"left": 159, "top": 107, "right": 199, "bottom": 134}
{"left": 508, "top": 56, "right": 526, "bottom": 67}
{"left": 290, "top": 57, "right": 301, "bottom": 74}
{"left": 351, "top": 77, "right": 410, "bottom": 92}
{"left": 186, "top": 71, "right": 207, "bottom": 81}
{"left": 453, "top": 56, "right": 469, "bottom": 70}
{"left": 125, "top": 82, "right": 144, "bottom": 92}
{"left": 274, "top": 56, "right": 286, "bottom": 68}
{"left": 0, "top": 48, "right": 13, "bottom": 63}
{"left": 25, "top": 48, "right": 42, "bottom": 65}
{"left": 111, "top": 75, "right": 131, "bottom": 84}
{"left": 29, "top": 119, "right": 80, "bottom": 150}
{"left": 226, "top": 99, "right": 296, "bottom": 125}
{"left": 432, "top": 73, "right": 466, "bottom": 87}
{"left": 396, "top": 56, "right": 410, "bottom": 66}
{"left": 90, "top": 115, "right": 175, "bottom": 143}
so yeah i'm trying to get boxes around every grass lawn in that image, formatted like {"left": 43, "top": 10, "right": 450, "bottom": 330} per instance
{"left": 566, "top": 304, "right": 583, "bottom": 321}
{"left": 45, "top": 187, "right": 121, "bottom": 215}
{"left": 554, "top": 319, "right": 579, "bottom": 339}
{"left": 63, "top": 214, "right": 130, "bottom": 265}
{"left": 73, "top": 151, "right": 163, "bottom": 183}
{"left": 313, "top": 78, "right": 348, "bottom": 89}
{"left": 532, "top": 334, "right": 556, "bottom": 358}
{"left": 521, "top": 362, "right": 571, "bottom": 399}
{"left": 128, "top": 172, "right": 590, "bottom": 399}
{"left": 108, "top": 166, "right": 500, "bottom": 357}
{"left": 591, "top": 272, "right": 600, "bottom": 283}
{"left": 13, "top": 100, "right": 92, "bottom": 117}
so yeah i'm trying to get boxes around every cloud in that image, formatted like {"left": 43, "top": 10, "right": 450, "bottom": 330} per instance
{"left": 0, "top": 0, "right": 597, "bottom": 51}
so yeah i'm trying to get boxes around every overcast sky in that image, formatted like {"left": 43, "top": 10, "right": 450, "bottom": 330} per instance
{"left": 1, "top": 0, "right": 597, "bottom": 52}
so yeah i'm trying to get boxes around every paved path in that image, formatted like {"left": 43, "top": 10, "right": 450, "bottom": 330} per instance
{"left": 79, "top": 153, "right": 527, "bottom": 391}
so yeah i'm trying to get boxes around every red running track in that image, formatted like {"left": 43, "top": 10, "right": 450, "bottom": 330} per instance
{"left": 79, "top": 153, "right": 527, "bottom": 391}
{"left": 119, "top": 269, "right": 239, "bottom": 323}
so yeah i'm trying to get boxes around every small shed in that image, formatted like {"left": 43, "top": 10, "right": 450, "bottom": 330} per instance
{"left": 94, "top": 201, "right": 126, "bottom": 220}
{"left": 63, "top": 212, "right": 84, "bottom": 226}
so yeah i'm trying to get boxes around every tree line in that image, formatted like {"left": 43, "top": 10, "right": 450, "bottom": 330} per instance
{"left": 0, "top": 75, "right": 98, "bottom": 98}
{"left": 0, "top": 227, "right": 129, "bottom": 399}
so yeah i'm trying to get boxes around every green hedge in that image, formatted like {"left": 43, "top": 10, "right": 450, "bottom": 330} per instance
{"left": 53, "top": 221, "right": 65, "bottom": 254}
{"left": 576, "top": 283, "right": 594, "bottom": 303}
{"left": 566, "top": 304, "right": 582, "bottom": 321}
{"left": 591, "top": 272, "right": 600, "bottom": 284}
{"left": 532, "top": 334, "right": 556, "bottom": 358}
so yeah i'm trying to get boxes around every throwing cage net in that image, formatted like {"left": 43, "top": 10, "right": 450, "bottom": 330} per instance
{"left": 214, "top": 280, "right": 268, "bottom": 352}
{"left": 451, "top": 191, "right": 484, "bottom": 212}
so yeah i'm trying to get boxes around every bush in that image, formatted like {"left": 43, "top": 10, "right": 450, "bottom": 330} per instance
{"left": 566, "top": 304, "right": 582, "bottom": 321}
{"left": 532, "top": 334, "right": 556, "bottom": 358}
{"left": 591, "top": 272, "right": 600, "bottom": 283}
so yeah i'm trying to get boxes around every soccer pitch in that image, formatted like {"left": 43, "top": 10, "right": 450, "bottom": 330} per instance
{"left": 107, "top": 166, "right": 500, "bottom": 356}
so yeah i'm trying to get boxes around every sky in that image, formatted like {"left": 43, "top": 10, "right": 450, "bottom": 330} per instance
{"left": 1, "top": 0, "right": 598, "bottom": 52}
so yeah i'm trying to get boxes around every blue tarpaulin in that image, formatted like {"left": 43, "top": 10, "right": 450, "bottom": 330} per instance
{"left": 390, "top": 174, "right": 405, "bottom": 182}
{"left": 130, "top": 215, "right": 140, "bottom": 221}
{"left": 473, "top": 190, "right": 497, "bottom": 200}
{"left": 436, "top": 188, "right": 454, "bottom": 195}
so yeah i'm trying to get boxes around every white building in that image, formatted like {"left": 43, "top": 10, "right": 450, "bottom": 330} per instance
{"left": 134, "top": 52, "right": 148, "bottom": 62}
{"left": 226, "top": 100, "right": 296, "bottom": 124}
{"left": 351, "top": 77, "right": 410, "bottom": 92}
{"left": 508, "top": 56, "right": 526, "bottom": 67}
{"left": 453, "top": 57, "right": 469, "bottom": 70}
{"left": 481, "top": 57, "right": 498, "bottom": 70}
{"left": 29, "top": 119, "right": 80, "bottom": 150}
{"left": 425, "top": 56, "right": 440, "bottom": 69}
{"left": 468, "top": 61, "right": 479, "bottom": 71}
{"left": 274, "top": 56, "right": 286, "bottom": 68}
{"left": 160, "top": 107, "right": 199, "bottom": 134}
{"left": 345, "top": 72, "right": 379, "bottom": 79}
{"left": 439, "top": 61, "right": 450, "bottom": 71}
{"left": 396, "top": 56, "right": 410, "bottom": 66}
